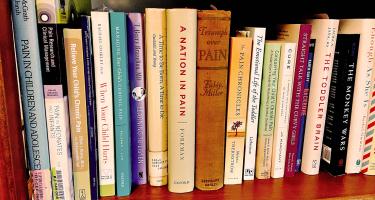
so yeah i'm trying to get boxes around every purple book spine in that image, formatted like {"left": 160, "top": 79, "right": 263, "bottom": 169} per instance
{"left": 284, "top": 24, "right": 312, "bottom": 177}
{"left": 127, "top": 13, "right": 147, "bottom": 185}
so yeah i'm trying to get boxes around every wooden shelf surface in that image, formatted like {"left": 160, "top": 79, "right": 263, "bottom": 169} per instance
{"left": 101, "top": 172, "right": 375, "bottom": 199}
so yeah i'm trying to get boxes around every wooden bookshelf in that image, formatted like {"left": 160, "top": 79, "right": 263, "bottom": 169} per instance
{"left": 99, "top": 172, "right": 375, "bottom": 199}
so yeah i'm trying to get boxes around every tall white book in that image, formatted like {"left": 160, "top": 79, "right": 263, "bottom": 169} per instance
{"left": 339, "top": 19, "right": 375, "bottom": 174}
{"left": 301, "top": 19, "right": 339, "bottom": 175}
{"left": 242, "top": 27, "right": 266, "bottom": 180}
{"left": 270, "top": 42, "right": 296, "bottom": 178}
{"left": 167, "top": 8, "right": 197, "bottom": 193}
{"left": 91, "top": 11, "right": 115, "bottom": 196}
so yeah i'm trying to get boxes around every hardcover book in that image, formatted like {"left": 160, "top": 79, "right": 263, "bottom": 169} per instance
{"left": 242, "top": 27, "right": 266, "bottom": 180}
{"left": 110, "top": 12, "right": 132, "bottom": 196}
{"left": 11, "top": 0, "right": 52, "bottom": 199}
{"left": 271, "top": 42, "right": 296, "bottom": 178}
{"left": 277, "top": 24, "right": 312, "bottom": 176}
{"left": 64, "top": 28, "right": 92, "bottom": 199}
{"left": 195, "top": 10, "right": 231, "bottom": 190}
{"left": 145, "top": 8, "right": 168, "bottom": 187}
{"left": 0, "top": 0, "right": 28, "bottom": 198}
{"left": 340, "top": 19, "right": 375, "bottom": 174}
{"left": 255, "top": 42, "right": 281, "bottom": 179}
{"left": 36, "top": 1, "right": 74, "bottom": 198}
{"left": 224, "top": 37, "right": 252, "bottom": 184}
{"left": 91, "top": 11, "right": 116, "bottom": 196}
{"left": 167, "top": 8, "right": 197, "bottom": 193}
{"left": 321, "top": 34, "right": 360, "bottom": 176}
{"left": 301, "top": 19, "right": 339, "bottom": 175}
{"left": 81, "top": 15, "right": 99, "bottom": 200}
{"left": 127, "top": 12, "right": 147, "bottom": 185}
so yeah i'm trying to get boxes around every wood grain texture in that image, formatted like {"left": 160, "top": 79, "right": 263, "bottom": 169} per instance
{"left": 0, "top": 0, "right": 28, "bottom": 199}
{"left": 100, "top": 172, "right": 375, "bottom": 199}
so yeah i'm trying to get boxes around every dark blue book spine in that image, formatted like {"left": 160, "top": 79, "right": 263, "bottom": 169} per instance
{"left": 127, "top": 13, "right": 147, "bottom": 185}
{"left": 81, "top": 16, "right": 99, "bottom": 200}
{"left": 295, "top": 39, "right": 316, "bottom": 172}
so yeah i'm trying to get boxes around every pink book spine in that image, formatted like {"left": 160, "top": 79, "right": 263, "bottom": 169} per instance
{"left": 284, "top": 25, "right": 312, "bottom": 177}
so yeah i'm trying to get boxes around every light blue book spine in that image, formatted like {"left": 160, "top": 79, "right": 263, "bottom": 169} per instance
{"left": 110, "top": 12, "right": 132, "bottom": 196}
{"left": 10, "top": 0, "right": 52, "bottom": 199}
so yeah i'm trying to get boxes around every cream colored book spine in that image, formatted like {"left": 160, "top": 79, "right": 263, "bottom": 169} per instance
{"left": 167, "top": 8, "right": 197, "bottom": 193}
{"left": 224, "top": 37, "right": 252, "bottom": 184}
{"left": 64, "top": 28, "right": 92, "bottom": 199}
{"left": 91, "top": 11, "right": 115, "bottom": 196}
{"left": 339, "top": 19, "right": 375, "bottom": 174}
{"left": 271, "top": 42, "right": 296, "bottom": 178}
{"left": 145, "top": 8, "right": 168, "bottom": 186}
{"left": 301, "top": 19, "right": 339, "bottom": 175}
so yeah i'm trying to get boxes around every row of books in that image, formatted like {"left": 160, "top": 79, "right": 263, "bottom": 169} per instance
{"left": 9, "top": 0, "right": 375, "bottom": 199}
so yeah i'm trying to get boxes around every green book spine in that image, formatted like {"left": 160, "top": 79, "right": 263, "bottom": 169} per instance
{"left": 110, "top": 12, "right": 132, "bottom": 196}
{"left": 255, "top": 42, "right": 281, "bottom": 179}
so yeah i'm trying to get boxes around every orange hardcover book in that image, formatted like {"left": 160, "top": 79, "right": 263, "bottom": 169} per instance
{"left": 195, "top": 10, "right": 231, "bottom": 190}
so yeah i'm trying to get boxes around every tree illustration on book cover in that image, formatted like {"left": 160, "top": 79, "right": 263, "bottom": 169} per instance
{"left": 231, "top": 121, "right": 243, "bottom": 136}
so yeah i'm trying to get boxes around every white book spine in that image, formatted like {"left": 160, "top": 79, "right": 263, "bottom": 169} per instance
{"left": 243, "top": 27, "right": 266, "bottom": 180}
{"left": 344, "top": 20, "right": 375, "bottom": 173}
{"left": 301, "top": 19, "right": 339, "bottom": 175}
{"left": 271, "top": 43, "right": 296, "bottom": 178}
{"left": 91, "top": 11, "right": 115, "bottom": 195}
{"left": 44, "top": 86, "right": 74, "bottom": 200}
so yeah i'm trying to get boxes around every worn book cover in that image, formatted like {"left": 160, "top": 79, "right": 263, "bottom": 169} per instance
{"left": 195, "top": 10, "right": 231, "bottom": 190}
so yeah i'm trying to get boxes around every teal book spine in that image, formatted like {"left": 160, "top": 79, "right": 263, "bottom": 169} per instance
{"left": 110, "top": 12, "right": 132, "bottom": 196}
{"left": 10, "top": 0, "right": 52, "bottom": 199}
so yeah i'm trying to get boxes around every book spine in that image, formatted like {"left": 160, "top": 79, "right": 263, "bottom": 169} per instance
{"left": 224, "top": 37, "right": 252, "bottom": 184}
{"left": 301, "top": 19, "right": 339, "bottom": 175}
{"left": 127, "top": 13, "right": 147, "bottom": 185}
{"left": 271, "top": 43, "right": 296, "bottom": 178}
{"left": 167, "top": 9, "right": 197, "bottom": 193}
{"left": 295, "top": 39, "right": 315, "bottom": 172}
{"left": 81, "top": 15, "right": 99, "bottom": 200}
{"left": 91, "top": 11, "right": 115, "bottom": 196}
{"left": 362, "top": 27, "right": 375, "bottom": 175}
{"left": 37, "top": 21, "right": 74, "bottom": 200}
{"left": 255, "top": 43, "right": 281, "bottom": 179}
{"left": 0, "top": 0, "right": 28, "bottom": 198}
{"left": 64, "top": 28, "right": 92, "bottom": 199}
{"left": 321, "top": 34, "right": 359, "bottom": 176}
{"left": 362, "top": 79, "right": 375, "bottom": 175}
{"left": 195, "top": 10, "right": 231, "bottom": 190}
{"left": 283, "top": 25, "right": 312, "bottom": 176}
{"left": 11, "top": 1, "right": 52, "bottom": 199}
{"left": 346, "top": 24, "right": 375, "bottom": 174}
{"left": 110, "top": 12, "right": 132, "bottom": 196}
{"left": 243, "top": 27, "right": 266, "bottom": 180}
{"left": 145, "top": 8, "right": 168, "bottom": 187}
